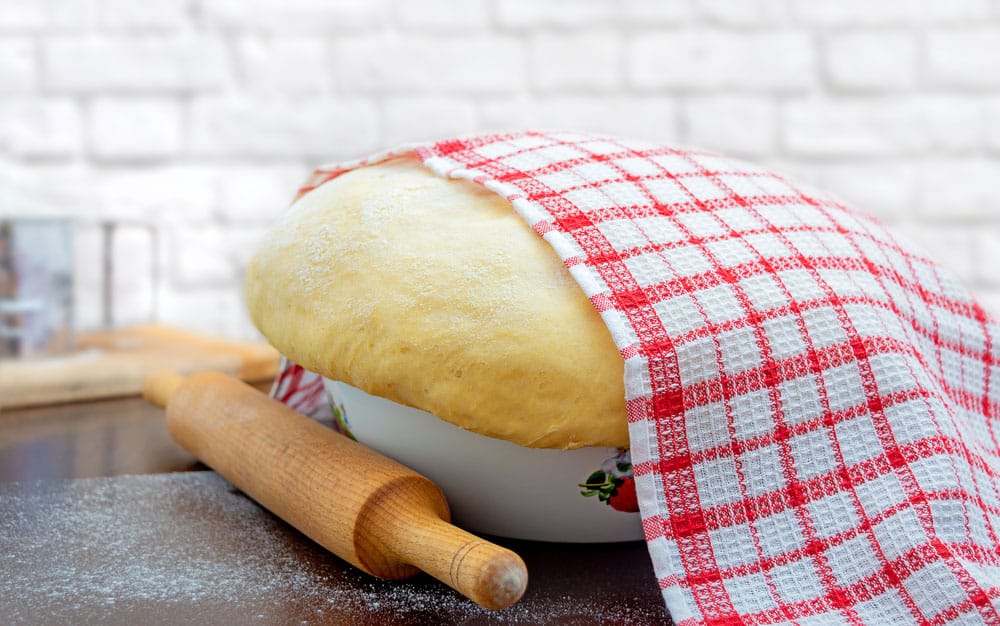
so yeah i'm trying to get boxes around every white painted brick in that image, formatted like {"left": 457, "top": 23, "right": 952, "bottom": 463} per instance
{"left": 393, "top": 0, "right": 489, "bottom": 31}
{"left": 782, "top": 97, "right": 984, "bottom": 157}
{"left": 529, "top": 31, "right": 621, "bottom": 92}
{"left": 480, "top": 96, "right": 679, "bottom": 144}
{"left": 813, "top": 162, "right": 917, "bottom": 223}
{"left": 681, "top": 96, "right": 776, "bottom": 157}
{"left": 94, "top": 166, "right": 219, "bottom": 223}
{"left": 42, "top": 36, "right": 228, "bottom": 93}
{"left": 917, "top": 159, "right": 1000, "bottom": 219}
{"left": 201, "top": 0, "right": 389, "bottom": 34}
{"left": 98, "top": 0, "right": 186, "bottom": 31}
{"left": 697, "top": 0, "right": 791, "bottom": 26}
{"left": 927, "top": 29, "right": 1000, "bottom": 88}
{"left": 0, "top": 38, "right": 34, "bottom": 93}
{"left": 217, "top": 164, "right": 307, "bottom": 224}
{"left": 168, "top": 226, "right": 237, "bottom": 288}
{"left": 976, "top": 230, "right": 1000, "bottom": 288}
{"left": 72, "top": 222, "right": 104, "bottom": 331}
{"left": 334, "top": 36, "right": 526, "bottom": 94}
{"left": 628, "top": 31, "right": 815, "bottom": 91}
{"left": 792, "top": 0, "right": 990, "bottom": 24}
{"left": 156, "top": 284, "right": 251, "bottom": 339}
{"left": 987, "top": 99, "right": 1000, "bottom": 151}
{"left": 621, "top": 0, "right": 692, "bottom": 23}
{"left": 190, "top": 97, "right": 379, "bottom": 160}
{"left": 111, "top": 224, "right": 156, "bottom": 325}
{"left": 382, "top": 97, "right": 478, "bottom": 144}
{"left": 495, "top": 0, "right": 617, "bottom": 28}
{"left": 0, "top": 0, "right": 96, "bottom": 32}
{"left": 88, "top": 98, "right": 183, "bottom": 161}
{"left": 1, "top": 98, "right": 82, "bottom": 158}
{"left": 825, "top": 31, "right": 918, "bottom": 91}
{"left": 235, "top": 36, "right": 329, "bottom": 95}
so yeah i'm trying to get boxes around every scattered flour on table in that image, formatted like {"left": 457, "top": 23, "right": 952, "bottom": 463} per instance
{"left": 0, "top": 473, "right": 666, "bottom": 624}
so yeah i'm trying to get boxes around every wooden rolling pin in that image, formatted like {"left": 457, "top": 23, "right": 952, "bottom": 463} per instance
{"left": 143, "top": 370, "right": 527, "bottom": 610}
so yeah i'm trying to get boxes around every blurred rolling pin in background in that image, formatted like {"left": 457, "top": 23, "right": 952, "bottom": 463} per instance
{"left": 143, "top": 370, "right": 528, "bottom": 611}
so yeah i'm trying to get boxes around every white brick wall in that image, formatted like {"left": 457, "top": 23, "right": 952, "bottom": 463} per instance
{"left": 1, "top": 0, "right": 999, "bottom": 340}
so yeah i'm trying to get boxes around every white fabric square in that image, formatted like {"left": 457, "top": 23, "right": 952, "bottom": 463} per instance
{"left": 744, "top": 232, "right": 794, "bottom": 259}
{"left": 644, "top": 177, "right": 690, "bottom": 206}
{"left": 741, "top": 444, "right": 785, "bottom": 497}
{"left": 693, "top": 284, "right": 745, "bottom": 326}
{"left": 614, "top": 156, "right": 661, "bottom": 177}
{"left": 676, "top": 335, "right": 721, "bottom": 385}
{"left": 872, "top": 508, "right": 926, "bottom": 561}
{"left": 715, "top": 207, "right": 763, "bottom": 233}
{"left": 718, "top": 327, "right": 763, "bottom": 375}
{"left": 601, "top": 181, "right": 648, "bottom": 207}
{"left": 732, "top": 389, "right": 776, "bottom": 441}
{"left": 670, "top": 244, "right": 715, "bottom": 278}
{"left": 709, "top": 523, "right": 758, "bottom": 569}
{"left": 654, "top": 294, "right": 704, "bottom": 337}
{"left": 597, "top": 218, "right": 649, "bottom": 252}
{"left": 835, "top": 414, "right": 883, "bottom": 467}
{"left": 536, "top": 170, "right": 582, "bottom": 193}
{"left": 763, "top": 314, "right": 808, "bottom": 360}
{"left": 758, "top": 205, "right": 801, "bottom": 229}
{"left": 756, "top": 509, "right": 805, "bottom": 558}
{"left": 683, "top": 176, "right": 730, "bottom": 202}
{"left": 741, "top": 274, "right": 790, "bottom": 313}
{"left": 853, "top": 591, "right": 911, "bottom": 626}
{"left": 533, "top": 143, "right": 585, "bottom": 163}
{"left": 785, "top": 230, "right": 827, "bottom": 258}
{"left": 565, "top": 186, "right": 615, "bottom": 211}
{"left": 686, "top": 401, "right": 728, "bottom": 454}
{"left": 579, "top": 139, "right": 622, "bottom": 156}
{"left": 855, "top": 471, "right": 906, "bottom": 518}
{"left": 907, "top": 560, "right": 971, "bottom": 619}
{"left": 931, "top": 498, "right": 978, "bottom": 544}
{"left": 706, "top": 237, "right": 757, "bottom": 269}
{"left": 870, "top": 353, "right": 919, "bottom": 397}
{"left": 725, "top": 572, "right": 778, "bottom": 615}
{"left": 676, "top": 211, "right": 728, "bottom": 239}
{"left": 801, "top": 305, "right": 849, "bottom": 350}
{"left": 770, "top": 560, "right": 825, "bottom": 604}
{"left": 815, "top": 230, "right": 861, "bottom": 258}
{"left": 631, "top": 216, "right": 686, "bottom": 243}
{"left": 780, "top": 375, "right": 825, "bottom": 426}
{"left": 911, "top": 454, "right": 960, "bottom": 494}
{"left": 807, "top": 492, "right": 860, "bottom": 539}
{"left": 572, "top": 161, "right": 619, "bottom": 184}
{"left": 692, "top": 456, "right": 743, "bottom": 507}
{"left": 649, "top": 153, "right": 701, "bottom": 174}
{"left": 624, "top": 251, "right": 675, "bottom": 288}
{"left": 822, "top": 363, "right": 866, "bottom": 414}
{"left": 780, "top": 269, "right": 826, "bottom": 304}
{"left": 825, "top": 534, "right": 879, "bottom": 586}
{"left": 715, "top": 173, "right": 769, "bottom": 198}
{"left": 790, "top": 429, "right": 838, "bottom": 480}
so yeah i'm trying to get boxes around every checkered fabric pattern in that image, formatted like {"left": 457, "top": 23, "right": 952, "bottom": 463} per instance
{"left": 276, "top": 131, "right": 1000, "bottom": 625}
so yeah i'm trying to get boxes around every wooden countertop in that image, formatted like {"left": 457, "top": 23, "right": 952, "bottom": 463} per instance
{"left": 0, "top": 396, "right": 671, "bottom": 625}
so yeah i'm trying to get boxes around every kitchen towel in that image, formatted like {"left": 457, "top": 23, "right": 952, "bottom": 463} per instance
{"left": 274, "top": 131, "right": 1000, "bottom": 625}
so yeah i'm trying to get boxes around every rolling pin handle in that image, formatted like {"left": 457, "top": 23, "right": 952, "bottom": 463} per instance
{"left": 142, "top": 369, "right": 185, "bottom": 408}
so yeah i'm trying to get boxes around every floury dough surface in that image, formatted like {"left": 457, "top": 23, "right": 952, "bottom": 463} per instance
{"left": 245, "top": 158, "right": 627, "bottom": 449}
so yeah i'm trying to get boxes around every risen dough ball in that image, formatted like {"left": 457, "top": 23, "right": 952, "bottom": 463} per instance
{"left": 245, "top": 158, "right": 627, "bottom": 449}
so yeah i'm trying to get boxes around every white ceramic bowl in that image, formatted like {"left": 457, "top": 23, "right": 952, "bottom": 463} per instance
{"left": 323, "top": 379, "right": 644, "bottom": 543}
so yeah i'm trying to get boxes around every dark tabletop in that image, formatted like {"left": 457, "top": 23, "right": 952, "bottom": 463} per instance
{"left": 0, "top": 396, "right": 670, "bottom": 625}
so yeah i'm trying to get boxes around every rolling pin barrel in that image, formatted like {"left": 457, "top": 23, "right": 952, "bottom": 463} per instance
{"left": 142, "top": 370, "right": 527, "bottom": 610}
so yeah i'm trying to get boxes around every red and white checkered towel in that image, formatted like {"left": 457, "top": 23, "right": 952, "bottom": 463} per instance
{"left": 274, "top": 131, "right": 1000, "bottom": 625}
